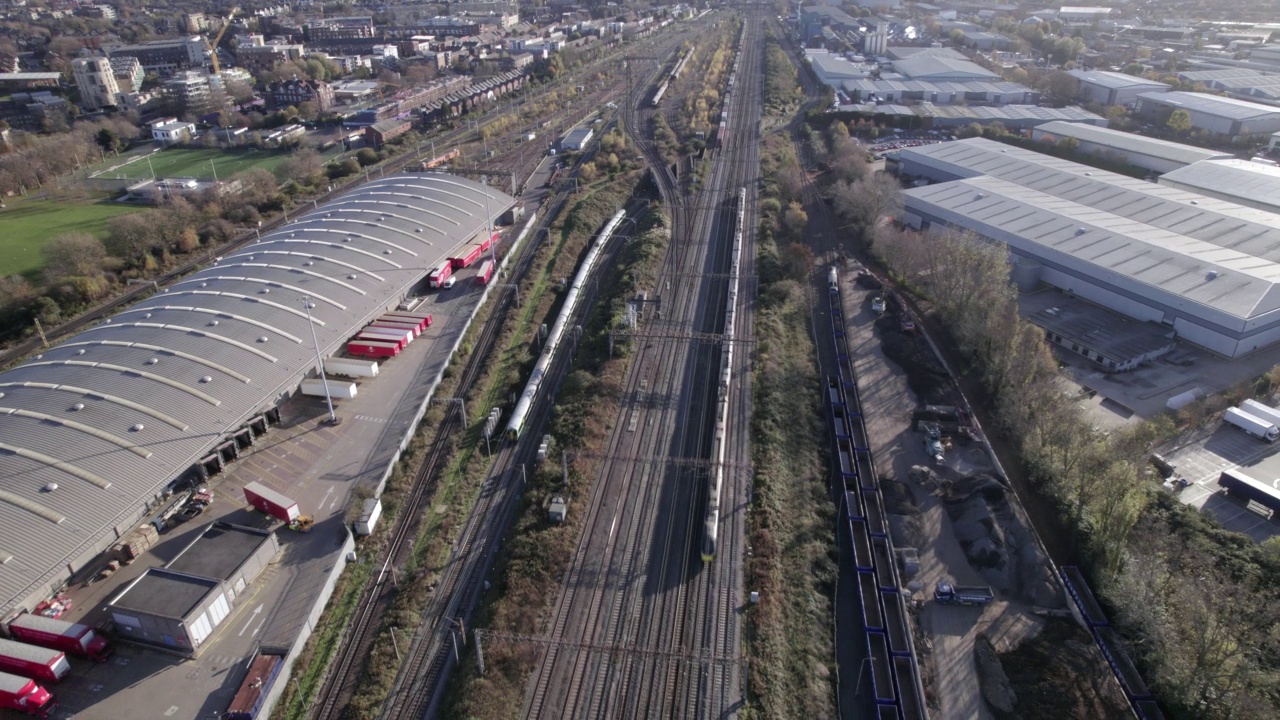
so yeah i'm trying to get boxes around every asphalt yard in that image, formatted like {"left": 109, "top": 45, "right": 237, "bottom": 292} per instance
{"left": 1165, "top": 422, "right": 1280, "bottom": 542}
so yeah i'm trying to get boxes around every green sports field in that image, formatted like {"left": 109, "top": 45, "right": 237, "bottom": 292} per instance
{"left": 0, "top": 199, "right": 145, "bottom": 277}
{"left": 88, "top": 147, "right": 296, "bottom": 181}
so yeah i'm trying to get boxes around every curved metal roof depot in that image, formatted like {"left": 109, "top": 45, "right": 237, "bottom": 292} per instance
{"left": 0, "top": 173, "right": 514, "bottom": 617}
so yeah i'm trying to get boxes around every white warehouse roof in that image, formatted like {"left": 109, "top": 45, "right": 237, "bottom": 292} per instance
{"left": 904, "top": 175, "right": 1280, "bottom": 322}
{"left": 1068, "top": 69, "right": 1170, "bottom": 90}
{"left": 0, "top": 173, "right": 513, "bottom": 618}
{"left": 1159, "top": 158, "right": 1280, "bottom": 212}
{"left": 1137, "top": 90, "right": 1280, "bottom": 121}
{"left": 1031, "top": 120, "right": 1232, "bottom": 167}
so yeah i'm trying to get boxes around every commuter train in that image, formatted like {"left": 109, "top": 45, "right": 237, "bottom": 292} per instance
{"left": 505, "top": 210, "right": 627, "bottom": 441}
{"left": 702, "top": 187, "right": 747, "bottom": 564}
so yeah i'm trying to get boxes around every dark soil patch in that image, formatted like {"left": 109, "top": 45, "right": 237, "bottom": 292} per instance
{"left": 873, "top": 305, "right": 954, "bottom": 406}
{"left": 996, "top": 618, "right": 1131, "bottom": 720}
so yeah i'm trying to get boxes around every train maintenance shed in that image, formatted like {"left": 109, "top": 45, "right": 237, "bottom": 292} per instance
{"left": 0, "top": 173, "right": 514, "bottom": 622}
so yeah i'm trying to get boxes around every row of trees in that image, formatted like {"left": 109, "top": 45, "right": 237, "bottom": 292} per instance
{"left": 0, "top": 115, "right": 142, "bottom": 196}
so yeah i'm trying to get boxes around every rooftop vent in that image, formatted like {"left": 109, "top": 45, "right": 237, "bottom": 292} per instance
{"left": 348, "top": 274, "right": 358, "bottom": 280}
{"left": 209, "top": 320, "right": 219, "bottom": 326}
{"left": 1190, "top": 200, "right": 1199, "bottom": 205}
{"left": 258, "top": 336, "right": 269, "bottom": 343}
{"left": 1207, "top": 271, "right": 1220, "bottom": 280}
{"left": 146, "top": 358, "right": 158, "bottom": 365}
{"left": 143, "top": 313, "right": 152, "bottom": 319}
{"left": 131, "top": 424, "right": 144, "bottom": 432}
{"left": 260, "top": 288, "right": 270, "bottom": 294}
{"left": 200, "top": 282, "right": 208, "bottom": 288}
{"left": 72, "top": 403, "right": 84, "bottom": 411}
{"left": 75, "top": 349, "right": 85, "bottom": 355}
{"left": 199, "top": 376, "right": 212, "bottom": 383}
{"left": 42, "top": 483, "right": 57, "bottom": 492}
{"left": 304, "top": 261, "right": 314, "bottom": 266}
{"left": 1075, "top": 227, "right": 1087, "bottom": 236}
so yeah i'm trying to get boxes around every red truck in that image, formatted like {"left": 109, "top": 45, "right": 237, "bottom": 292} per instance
{"left": 0, "top": 672, "right": 57, "bottom": 718}
{"left": 347, "top": 340, "right": 400, "bottom": 358}
{"left": 383, "top": 311, "right": 431, "bottom": 329}
{"left": 242, "top": 482, "right": 300, "bottom": 524}
{"left": 0, "top": 639, "right": 70, "bottom": 684}
{"left": 428, "top": 261, "right": 453, "bottom": 289}
{"left": 7, "top": 613, "right": 111, "bottom": 662}
{"left": 476, "top": 259, "right": 495, "bottom": 286}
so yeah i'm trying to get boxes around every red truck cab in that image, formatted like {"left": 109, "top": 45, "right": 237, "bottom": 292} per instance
{"left": 0, "top": 672, "right": 58, "bottom": 718}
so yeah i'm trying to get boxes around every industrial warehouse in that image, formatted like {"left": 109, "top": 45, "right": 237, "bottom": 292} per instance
{"left": 0, "top": 174, "right": 514, "bottom": 622}
{"left": 897, "top": 138, "right": 1280, "bottom": 361}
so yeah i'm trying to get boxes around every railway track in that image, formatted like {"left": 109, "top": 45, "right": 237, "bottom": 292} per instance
{"left": 518, "top": 10, "right": 763, "bottom": 719}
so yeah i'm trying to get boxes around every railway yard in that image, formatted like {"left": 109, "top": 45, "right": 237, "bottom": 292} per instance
{"left": 0, "top": 7, "right": 1172, "bottom": 720}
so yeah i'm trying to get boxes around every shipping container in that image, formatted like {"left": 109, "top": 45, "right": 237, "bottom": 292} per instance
{"left": 428, "top": 261, "right": 453, "bottom": 288}
{"left": 450, "top": 243, "right": 484, "bottom": 270}
{"left": 379, "top": 312, "right": 428, "bottom": 331}
{"left": 222, "top": 654, "right": 282, "bottom": 720}
{"left": 376, "top": 315, "right": 425, "bottom": 332}
{"left": 323, "top": 358, "right": 379, "bottom": 378}
{"left": 383, "top": 311, "right": 432, "bottom": 329}
{"left": 358, "top": 327, "right": 413, "bottom": 346}
{"left": 354, "top": 331, "right": 408, "bottom": 350}
{"left": 242, "top": 482, "right": 300, "bottom": 523}
{"left": 477, "top": 259, "right": 495, "bottom": 285}
{"left": 0, "top": 671, "right": 57, "bottom": 718}
{"left": 368, "top": 320, "right": 420, "bottom": 337}
{"left": 354, "top": 498, "right": 383, "bottom": 536}
{"left": 0, "top": 639, "right": 70, "bottom": 685}
{"left": 8, "top": 614, "right": 111, "bottom": 662}
{"left": 346, "top": 340, "right": 400, "bottom": 358}
{"left": 300, "top": 379, "right": 357, "bottom": 399}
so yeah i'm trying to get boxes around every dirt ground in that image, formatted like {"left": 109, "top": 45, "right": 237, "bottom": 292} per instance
{"left": 841, "top": 267, "right": 1129, "bottom": 719}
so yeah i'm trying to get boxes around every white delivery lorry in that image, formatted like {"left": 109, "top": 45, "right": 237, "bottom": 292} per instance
{"left": 1224, "top": 407, "right": 1279, "bottom": 442}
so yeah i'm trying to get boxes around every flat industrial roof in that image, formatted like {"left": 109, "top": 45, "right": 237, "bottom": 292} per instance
{"left": 1159, "top": 158, "right": 1280, "bottom": 207}
{"left": 110, "top": 568, "right": 220, "bottom": 619}
{"left": 1068, "top": 69, "right": 1170, "bottom": 90}
{"left": 165, "top": 522, "right": 276, "bottom": 582}
{"left": 1138, "top": 90, "right": 1280, "bottom": 120}
{"left": 891, "top": 54, "right": 1001, "bottom": 80}
{"left": 905, "top": 176, "right": 1280, "bottom": 320}
{"left": 1031, "top": 120, "right": 1232, "bottom": 166}
{"left": 0, "top": 174, "right": 514, "bottom": 619}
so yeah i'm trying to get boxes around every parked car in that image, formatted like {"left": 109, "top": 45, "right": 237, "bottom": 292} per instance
{"left": 900, "top": 314, "right": 916, "bottom": 332}
{"left": 871, "top": 296, "right": 886, "bottom": 314}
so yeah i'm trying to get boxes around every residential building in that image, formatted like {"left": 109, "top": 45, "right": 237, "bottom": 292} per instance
{"left": 304, "top": 16, "right": 375, "bottom": 42}
{"left": 151, "top": 119, "right": 196, "bottom": 144}
{"left": 72, "top": 56, "right": 119, "bottom": 110}
{"left": 109, "top": 37, "right": 206, "bottom": 75}
{"left": 268, "top": 78, "right": 335, "bottom": 111}
{"left": 1068, "top": 69, "right": 1170, "bottom": 106}
{"left": 110, "top": 56, "right": 144, "bottom": 92}
{"left": 0, "top": 72, "right": 61, "bottom": 91}
{"left": 365, "top": 117, "right": 413, "bottom": 147}
{"left": 0, "top": 91, "right": 69, "bottom": 131}
{"left": 236, "top": 43, "right": 306, "bottom": 72}
{"left": 183, "top": 13, "right": 209, "bottom": 33}
{"left": 163, "top": 71, "right": 215, "bottom": 116}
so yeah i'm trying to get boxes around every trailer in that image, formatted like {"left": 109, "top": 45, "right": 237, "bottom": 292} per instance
{"left": 1218, "top": 468, "right": 1280, "bottom": 514}
{"left": 1241, "top": 398, "right": 1280, "bottom": 428}
{"left": 0, "top": 672, "right": 56, "bottom": 718}
{"left": 450, "top": 243, "right": 485, "bottom": 269}
{"left": 383, "top": 311, "right": 432, "bottom": 329}
{"left": 367, "top": 321, "right": 420, "bottom": 338}
{"left": 222, "top": 654, "right": 282, "bottom": 720}
{"left": 7, "top": 614, "right": 111, "bottom": 662}
{"left": 376, "top": 315, "right": 426, "bottom": 332}
{"left": 300, "top": 378, "right": 356, "bottom": 399}
{"left": 0, "top": 640, "right": 70, "bottom": 684}
{"left": 428, "top": 261, "right": 453, "bottom": 289}
{"left": 354, "top": 498, "right": 383, "bottom": 536}
{"left": 346, "top": 340, "right": 400, "bottom": 358}
{"left": 355, "top": 329, "right": 410, "bottom": 348}
{"left": 361, "top": 325, "right": 413, "bottom": 344}
{"left": 323, "top": 358, "right": 379, "bottom": 378}
{"left": 242, "top": 482, "right": 300, "bottom": 523}
{"left": 934, "top": 581, "right": 994, "bottom": 606}
{"left": 477, "top": 259, "right": 495, "bottom": 285}
{"left": 1224, "top": 407, "right": 1278, "bottom": 442}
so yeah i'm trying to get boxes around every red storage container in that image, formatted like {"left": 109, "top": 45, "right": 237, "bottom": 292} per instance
{"left": 8, "top": 614, "right": 111, "bottom": 662}
{"left": 242, "top": 482, "right": 300, "bottom": 523}
{"left": 0, "top": 639, "right": 70, "bottom": 685}
{"left": 347, "top": 340, "right": 400, "bottom": 358}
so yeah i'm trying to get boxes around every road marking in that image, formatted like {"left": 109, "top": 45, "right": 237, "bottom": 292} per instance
{"left": 319, "top": 486, "right": 334, "bottom": 513}
{"left": 164, "top": 707, "right": 180, "bottom": 717}
{"left": 238, "top": 604, "right": 264, "bottom": 637}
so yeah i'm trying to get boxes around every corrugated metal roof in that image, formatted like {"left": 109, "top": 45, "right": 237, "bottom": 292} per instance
{"left": 891, "top": 55, "right": 1001, "bottom": 81}
{"left": 904, "top": 176, "right": 1280, "bottom": 320}
{"left": 0, "top": 174, "right": 513, "bottom": 617}
{"left": 1068, "top": 69, "right": 1170, "bottom": 90}
{"left": 1031, "top": 120, "right": 1231, "bottom": 166}
{"left": 1159, "top": 158, "right": 1280, "bottom": 207}
{"left": 1138, "top": 90, "right": 1280, "bottom": 120}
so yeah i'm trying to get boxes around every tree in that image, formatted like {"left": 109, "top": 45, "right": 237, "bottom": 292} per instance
{"left": 1122, "top": 62, "right": 1146, "bottom": 76}
{"left": 95, "top": 128, "right": 123, "bottom": 154}
{"left": 1044, "top": 71, "right": 1080, "bottom": 105}
{"left": 104, "top": 212, "right": 163, "bottom": 270}
{"left": 355, "top": 148, "right": 380, "bottom": 167}
{"left": 1167, "top": 109, "right": 1193, "bottom": 133}
{"left": 949, "top": 29, "right": 968, "bottom": 47}
{"left": 1056, "top": 136, "right": 1080, "bottom": 152}
{"left": 42, "top": 233, "right": 107, "bottom": 280}
{"left": 782, "top": 201, "right": 808, "bottom": 241}
{"left": 277, "top": 148, "right": 324, "bottom": 187}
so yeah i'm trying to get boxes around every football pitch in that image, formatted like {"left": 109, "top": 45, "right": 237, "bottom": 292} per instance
{"left": 89, "top": 147, "right": 294, "bottom": 181}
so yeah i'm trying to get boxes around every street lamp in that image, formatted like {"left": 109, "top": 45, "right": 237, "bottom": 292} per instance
{"left": 302, "top": 296, "right": 339, "bottom": 425}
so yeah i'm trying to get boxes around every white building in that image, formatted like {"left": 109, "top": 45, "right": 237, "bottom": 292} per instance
{"left": 1057, "top": 6, "right": 1113, "bottom": 24}
{"left": 1158, "top": 158, "right": 1280, "bottom": 215}
{"left": 897, "top": 138, "right": 1280, "bottom": 359}
{"left": 72, "top": 56, "right": 119, "bottom": 110}
{"left": 1029, "top": 120, "right": 1232, "bottom": 173}
{"left": 152, "top": 119, "right": 196, "bottom": 144}
{"left": 1068, "top": 69, "right": 1170, "bottom": 106}
{"left": 1136, "top": 91, "right": 1280, "bottom": 141}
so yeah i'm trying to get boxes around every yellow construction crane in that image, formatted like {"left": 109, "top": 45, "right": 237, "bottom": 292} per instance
{"left": 205, "top": 6, "right": 239, "bottom": 75}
